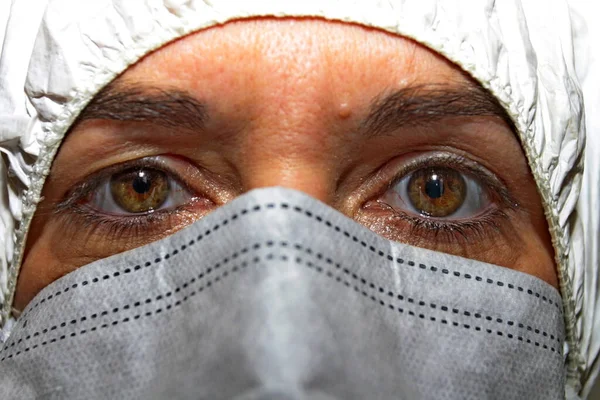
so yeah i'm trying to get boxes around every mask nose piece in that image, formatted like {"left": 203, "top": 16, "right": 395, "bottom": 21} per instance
{"left": 234, "top": 389, "right": 341, "bottom": 400}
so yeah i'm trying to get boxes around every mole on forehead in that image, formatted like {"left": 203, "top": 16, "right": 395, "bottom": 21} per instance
{"left": 337, "top": 103, "right": 352, "bottom": 119}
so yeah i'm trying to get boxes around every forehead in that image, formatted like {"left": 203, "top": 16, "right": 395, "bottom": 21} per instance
{"left": 115, "top": 19, "right": 472, "bottom": 106}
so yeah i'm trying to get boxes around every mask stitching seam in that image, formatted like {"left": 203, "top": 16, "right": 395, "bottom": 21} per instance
{"left": 3, "top": 240, "right": 562, "bottom": 352}
{"left": 1, "top": 243, "right": 563, "bottom": 361}
{"left": 16, "top": 202, "right": 562, "bottom": 321}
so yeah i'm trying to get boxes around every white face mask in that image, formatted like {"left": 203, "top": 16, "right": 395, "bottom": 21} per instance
{"left": 0, "top": 188, "right": 565, "bottom": 399}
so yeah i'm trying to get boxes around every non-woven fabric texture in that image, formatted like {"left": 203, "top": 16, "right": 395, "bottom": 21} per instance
{"left": 0, "top": 188, "right": 566, "bottom": 400}
{"left": 0, "top": 0, "right": 597, "bottom": 397}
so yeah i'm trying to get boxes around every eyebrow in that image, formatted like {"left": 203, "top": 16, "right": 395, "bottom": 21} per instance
{"left": 76, "top": 82, "right": 208, "bottom": 131}
{"left": 76, "top": 81, "right": 515, "bottom": 136}
{"left": 361, "top": 83, "right": 516, "bottom": 137}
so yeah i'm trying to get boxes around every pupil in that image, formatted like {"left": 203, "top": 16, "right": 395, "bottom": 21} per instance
{"left": 425, "top": 174, "right": 444, "bottom": 199}
{"left": 132, "top": 171, "right": 152, "bottom": 194}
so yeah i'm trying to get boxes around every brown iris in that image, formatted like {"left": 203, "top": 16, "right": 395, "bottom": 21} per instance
{"left": 110, "top": 168, "right": 169, "bottom": 213}
{"left": 407, "top": 168, "right": 466, "bottom": 217}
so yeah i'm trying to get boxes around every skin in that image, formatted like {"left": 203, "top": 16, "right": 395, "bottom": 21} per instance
{"left": 13, "top": 18, "right": 557, "bottom": 311}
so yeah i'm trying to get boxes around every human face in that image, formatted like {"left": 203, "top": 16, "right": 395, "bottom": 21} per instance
{"left": 13, "top": 18, "right": 557, "bottom": 311}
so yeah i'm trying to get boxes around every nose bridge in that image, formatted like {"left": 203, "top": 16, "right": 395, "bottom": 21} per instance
{"left": 236, "top": 47, "right": 343, "bottom": 204}
{"left": 236, "top": 105, "right": 341, "bottom": 204}
{"left": 243, "top": 163, "right": 333, "bottom": 204}
{"left": 241, "top": 114, "right": 334, "bottom": 203}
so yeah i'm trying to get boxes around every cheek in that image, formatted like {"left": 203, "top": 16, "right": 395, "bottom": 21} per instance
{"left": 14, "top": 204, "right": 207, "bottom": 311}
{"left": 512, "top": 246, "right": 557, "bottom": 288}
{"left": 510, "top": 217, "right": 557, "bottom": 288}
{"left": 355, "top": 211, "right": 557, "bottom": 288}
{"left": 505, "top": 192, "right": 557, "bottom": 287}
{"left": 13, "top": 237, "right": 82, "bottom": 312}
{"left": 473, "top": 226, "right": 556, "bottom": 288}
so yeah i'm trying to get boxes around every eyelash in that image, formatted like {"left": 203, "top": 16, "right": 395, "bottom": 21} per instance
{"left": 381, "top": 205, "right": 510, "bottom": 243}
{"left": 54, "top": 157, "right": 205, "bottom": 240}
{"left": 367, "top": 152, "right": 519, "bottom": 244}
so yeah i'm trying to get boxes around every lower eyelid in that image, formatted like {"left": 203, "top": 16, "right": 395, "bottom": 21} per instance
{"left": 358, "top": 202, "right": 512, "bottom": 247}
{"left": 55, "top": 195, "right": 215, "bottom": 245}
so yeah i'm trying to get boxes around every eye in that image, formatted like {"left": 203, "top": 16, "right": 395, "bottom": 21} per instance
{"left": 55, "top": 155, "right": 221, "bottom": 241}
{"left": 84, "top": 166, "right": 196, "bottom": 216}
{"left": 380, "top": 166, "right": 491, "bottom": 219}
{"left": 359, "top": 152, "right": 519, "bottom": 246}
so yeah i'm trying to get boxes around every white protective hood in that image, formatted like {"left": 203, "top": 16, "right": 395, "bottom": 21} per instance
{"left": 0, "top": 0, "right": 598, "bottom": 397}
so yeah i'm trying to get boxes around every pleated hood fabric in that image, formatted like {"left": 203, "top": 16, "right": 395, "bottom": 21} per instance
{"left": 0, "top": 0, "right": 597, "bottom": 397}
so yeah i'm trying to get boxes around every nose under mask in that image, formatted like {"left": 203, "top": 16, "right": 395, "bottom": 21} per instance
{"left": 0, "top": 188, "right": 565, "bottom": 399}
